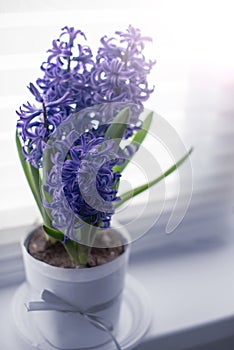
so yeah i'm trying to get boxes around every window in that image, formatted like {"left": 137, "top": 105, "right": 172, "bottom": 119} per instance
{"left": 0, "top": 0, "right": 233, "bottom": 239}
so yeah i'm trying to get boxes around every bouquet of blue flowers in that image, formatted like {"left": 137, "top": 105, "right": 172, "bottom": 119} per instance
{"left": 16, "top": 26, "right": 192, "bottom": 265}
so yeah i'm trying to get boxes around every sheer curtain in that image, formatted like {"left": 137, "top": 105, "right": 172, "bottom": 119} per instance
{"left": 0, "top": 0, "right": 233, "bottom": 233}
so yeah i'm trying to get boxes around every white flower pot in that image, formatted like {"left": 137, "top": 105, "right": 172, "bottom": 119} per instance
{"left": 21, "top": 226, "right": 130, "bottom": 349}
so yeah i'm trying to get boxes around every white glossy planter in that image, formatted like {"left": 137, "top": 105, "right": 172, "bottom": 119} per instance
{"left": 21, "top": 227, "right": 130, "bottom": 349}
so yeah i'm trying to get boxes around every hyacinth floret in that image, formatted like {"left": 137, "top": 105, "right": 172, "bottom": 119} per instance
{"left": 92, "top": 25, "right": 155, "bottom": 108}
{"left": 43, "top": 130, "right": 122, "bottom": 234}
{"left": 16, "top": 25, "right": 155, "bottom": 230}
{"left": 17, "top": 25, "right": 155, "bottom": 168}
{"left": 62, "top": 132, "right": 121, "bottom": 227}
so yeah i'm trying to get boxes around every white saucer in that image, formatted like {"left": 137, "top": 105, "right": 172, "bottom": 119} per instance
{"left": 12, "top": 274, "right": 152, "bottom": 350}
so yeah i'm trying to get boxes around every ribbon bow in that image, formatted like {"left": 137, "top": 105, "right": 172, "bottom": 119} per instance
{"left": 25, "top": 289, "right": 122, "bottom": 350}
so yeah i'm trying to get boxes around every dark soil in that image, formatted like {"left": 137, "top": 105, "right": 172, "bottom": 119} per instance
{"left": 28, "top": 226, "right": 125, "bottom": 268}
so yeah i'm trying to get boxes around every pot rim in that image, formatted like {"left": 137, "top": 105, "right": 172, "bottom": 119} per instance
{"left": 21, "top": 223, "right": 130, "bottom": 282}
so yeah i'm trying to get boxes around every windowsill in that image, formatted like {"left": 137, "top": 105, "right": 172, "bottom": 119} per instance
{"left": 0, "top": 199, "right": 234, "bottom": 349}
{"left": 131, "top": 211, "right": 234, "bottom": 349}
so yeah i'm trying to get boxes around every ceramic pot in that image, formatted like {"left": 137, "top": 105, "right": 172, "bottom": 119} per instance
{"left": 21, "top": 225, "right": 130, "bottom": 349}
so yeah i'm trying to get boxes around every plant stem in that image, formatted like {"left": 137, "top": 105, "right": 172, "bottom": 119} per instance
{"left": 42, "top": 101, "right": 49, "bottom": 131}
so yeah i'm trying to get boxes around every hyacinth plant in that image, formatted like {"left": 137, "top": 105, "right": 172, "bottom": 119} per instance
{"left": 16, "top": 26, "right": 192, "bottom": 265}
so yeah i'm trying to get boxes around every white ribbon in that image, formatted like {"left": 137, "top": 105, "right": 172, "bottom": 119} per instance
{"left": 25, "top": 289, "right": 122, "bottom": 350}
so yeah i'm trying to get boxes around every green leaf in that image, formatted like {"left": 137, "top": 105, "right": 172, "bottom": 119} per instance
{"left": 43, "top": 224, "right": 65, "bottom": 241}
{"left": 43, "top": 224, "right": 91, "bottom": 265}
{"left": 16, "top": 130, "right": 51, "bottom": 226}
{"left": 43, "top": 224, "right": 87, "bottom": 265}
{"left": 113, "top": 111, "right": 153, "bottom": 174}
{"left": 16, "top": 131, "right": 42, "bottom": 213}
{"left": 42, "top": 142, "right": 54, "bottom": 176}
{"left": 115, "top": 147, "right": 193, "bottom": 209}
{"left": 132, "top": 111, "right": 153, "bottom": 145}
{"left": 105, "top": 107, "right": 130, "bottom": 150}
{"left": 63, "top": 239, "right": 81, "bottom": 265}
